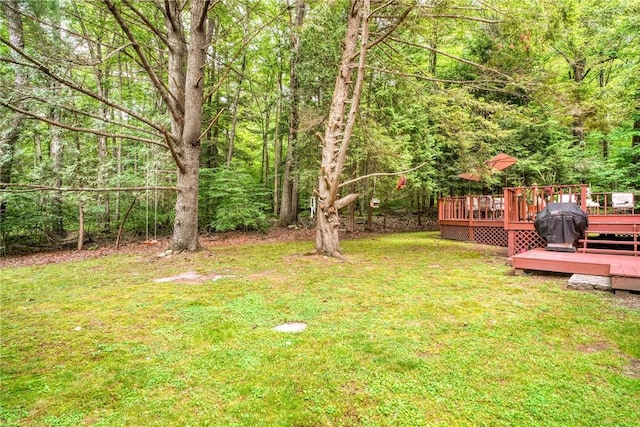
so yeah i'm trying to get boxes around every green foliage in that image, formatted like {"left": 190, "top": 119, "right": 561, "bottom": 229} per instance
{"left": 1, "top": 0, "right": 639, "bottom": 243}
{"left": 200, "top": 166, "right": 270, "bottom": 232}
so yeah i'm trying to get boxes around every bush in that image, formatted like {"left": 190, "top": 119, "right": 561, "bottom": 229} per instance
{"left": 201, "top": 166, "right": 270, "bottom": 232}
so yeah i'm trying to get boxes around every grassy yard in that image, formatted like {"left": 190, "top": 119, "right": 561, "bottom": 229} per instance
{"left": 1, "top": 232, "right": 639, "bottom": 426}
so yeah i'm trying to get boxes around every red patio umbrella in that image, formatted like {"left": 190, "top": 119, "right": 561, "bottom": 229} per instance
{"left": 458, "top": 172, "right": 482, "bottom": 181}
{"left": 485, "top": 153, "right": 517, "bottom": 171}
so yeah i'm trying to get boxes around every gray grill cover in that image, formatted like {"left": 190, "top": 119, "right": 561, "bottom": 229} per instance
{"left": 534, "top": 202, "right": 588, "bottom": 252}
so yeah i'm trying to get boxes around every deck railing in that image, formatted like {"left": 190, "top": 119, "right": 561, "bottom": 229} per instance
{"left": 440, "top": 186, "right": 638, "bottom": 224}
{"left": 439, "top": 194, "right": 504, "bottom": 222}
{"left": 504, "top": 184, "right": 586, "bottom": 223}
{"left": 580, "top": 227, "right": 639, "bottom": 256}
{"left": 439, "top": 185, "right": 639, "bottom": 256}
{"left": 504, "top": 184, "right": 638, "bottom": 223}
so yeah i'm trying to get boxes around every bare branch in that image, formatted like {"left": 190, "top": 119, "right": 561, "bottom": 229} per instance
{"left": 0, "top": 100, "right": 169, "bottom": 149}
{"left": 0, "top": 35, "right": 168, "bottom": 137}
{"left": 122, "top": 0, "right": 170, "bottom": 47}
{"left": 19, "top": 93, "right": 158, "bottom": 137}
{"left": 365, "top": 64, "right": 500, "bottom": 84}
{"left": 334, "top": 193, "right": 360, "bottom": 210}
{"left": 366, "top": 6, "right": 413, "bottom": 52}
{"left": 339, "top": 162, "right": 428, "bottom": 188}
{"left": 417, "top": 14, "right": 501, "bottom": 24}
{"left": 370, "top": 1, "right": 395, "bottom": 16}
{"left": 387, "top": 36, "right": 512, "bottom": 80}
{"left": 1, "top": 183, "right": 178, "bottom": 193}
{"left": 199, "top": 107, "right": 225, "bottom": 141}
{"left": 102, "top": 0, "right": 181, "bottom": 120}
{"left": 162, "top": 127, "right": 187, "bottom": 174}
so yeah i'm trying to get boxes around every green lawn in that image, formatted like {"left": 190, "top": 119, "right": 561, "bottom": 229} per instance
{"left": 1, "top": 232, "right": 639, "bottom": 426}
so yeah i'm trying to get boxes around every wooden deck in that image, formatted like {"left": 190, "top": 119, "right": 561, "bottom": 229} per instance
{"left": 439, "top": 185, "right": 639, "bottom": 257}
{"left": 512, "top": 248, "right": 640, "bottom": 292}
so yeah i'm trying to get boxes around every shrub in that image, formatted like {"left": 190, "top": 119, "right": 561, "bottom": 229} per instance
{"left": 201, "top": 166, "right": 270, "bottom": 232}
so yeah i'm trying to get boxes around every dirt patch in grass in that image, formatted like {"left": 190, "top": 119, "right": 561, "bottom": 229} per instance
{"left": 576, "top": 341, "right": 640, "bottom": 379}
{"left": 624, "top": 359, "right": 640, "bottom": 379}
{"left": 577, "top": 341, "right": 614, "bottom": 353}
{"left": 614, "top": 294, "right": 640, "bottom": 311}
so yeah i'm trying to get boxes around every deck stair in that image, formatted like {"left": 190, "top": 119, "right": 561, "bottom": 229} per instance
{"left": 579, "top": 220, "right": 638, "bottom": 256}
{"left": 512, "top": 248, "right": 640, "bottom": 294}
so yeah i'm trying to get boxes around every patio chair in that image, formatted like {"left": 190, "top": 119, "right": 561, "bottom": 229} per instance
{"left": 612, "top": 192, "right": 634, "bottom": 213}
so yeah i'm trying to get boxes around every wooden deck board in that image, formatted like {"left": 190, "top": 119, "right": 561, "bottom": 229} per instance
{"left": 512, "top": 248, "right": 640, "bottom": 290}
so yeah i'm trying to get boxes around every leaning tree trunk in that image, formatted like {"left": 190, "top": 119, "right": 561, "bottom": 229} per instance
{"left": 315, "top": 0, "right": 370, "bottom": 257}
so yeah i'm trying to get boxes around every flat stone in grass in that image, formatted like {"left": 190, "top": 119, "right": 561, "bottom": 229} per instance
{"left": 273, "top": 322, "right": 307, "bottom": 333}
{"left": 153, "top": 271, "right": 227, "bottom": 284}
{"left": 568, "top": 274, "right": 612, "bottom": 291}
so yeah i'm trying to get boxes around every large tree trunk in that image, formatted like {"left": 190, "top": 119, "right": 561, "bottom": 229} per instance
{"left": 315, "top": 0, "right": 369, "bottom": 257}
{"left": 168, "top": 1, "right": 209, "bottom": 251}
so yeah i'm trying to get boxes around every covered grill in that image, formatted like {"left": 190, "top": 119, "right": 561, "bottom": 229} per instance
{"left": 534, "top": 202, "right": 588, "bottom": 252}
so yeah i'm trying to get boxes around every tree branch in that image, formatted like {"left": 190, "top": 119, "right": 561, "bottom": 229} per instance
{"left": 162, "top": 127, "right": 187, "bottom": 174}
{"left": 122, "top": 0, "right": 170, "bottom": 47}
{"left": 0, "top": 35, "right": 168, "bottom": 137}
{"left": 197, "top": 0, "right": 211, "bottom": 30}
{"left": 102, "top": 0, "right": 182, "bottom": 120}
{"left": 199, "top": 107, "right": 225, "bottom": 141}
{"left": 1, "top": 183, "right": 178, "bottom": 193}
{"left": 334, "top": 193, "right": 360, "bottom": 210}
{"left": 366, "top": 6, "right": 413, "bottom": 52}
{"left": 21, "top": 93, "right": 158, "bottom": 137}
{"left": 339, "top": 162, "right": 427, "bottom": 188}
{"left": 387, "top": 36, "right": 512, "bottom": 80}
{"left": 365, "top": 64, "right": 502, "bottom": 84}
{"left": 0, "top": 100, "right": 169, "bottom": 149}
{"left": 417, "top": 14, "right": 502, "bottom": 24}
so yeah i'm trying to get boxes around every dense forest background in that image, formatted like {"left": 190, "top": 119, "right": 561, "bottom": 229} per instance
{"left": 1, "top": 0, "right": 639, "bottom": 253}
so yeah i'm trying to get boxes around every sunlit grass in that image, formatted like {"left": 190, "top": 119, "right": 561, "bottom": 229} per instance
{"left": 2, "top": 232, "right": 639, "bottom": 426}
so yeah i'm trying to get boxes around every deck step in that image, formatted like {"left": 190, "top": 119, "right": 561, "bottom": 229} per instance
{"left": 512, "top": 248, "right": 639, "bottom": 291}
{"left": 610, "top": 263, "right": 640, "bottom": 291}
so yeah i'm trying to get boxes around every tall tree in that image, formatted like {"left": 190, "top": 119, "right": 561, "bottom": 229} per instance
{"left": 315, "top": 0, "right": 370, "bottom": 257}
{"left": 155, "top": 0, "right": 210, "bottom": 251}
{"left": 279, "top": 0, "right": 305, "bottom": 227}
{"left": 1, "top": 0, "right": 215, "bottom": 251}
